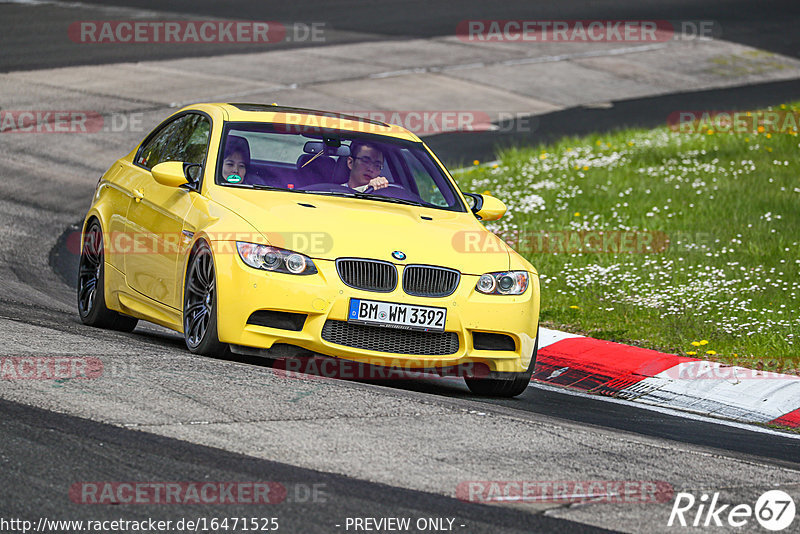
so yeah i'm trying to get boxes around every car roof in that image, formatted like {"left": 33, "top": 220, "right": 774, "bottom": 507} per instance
{"left": 195, "top": 103, "right": 422, "bottom": 142}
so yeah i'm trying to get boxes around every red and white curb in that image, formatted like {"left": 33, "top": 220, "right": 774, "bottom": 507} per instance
{"left": 533, "top": 328, "right": 800, "bottom": 429}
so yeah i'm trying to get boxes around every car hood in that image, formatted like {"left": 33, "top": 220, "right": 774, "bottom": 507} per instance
{"left": 208, "top": 187, "right": 511, "bottom": 274}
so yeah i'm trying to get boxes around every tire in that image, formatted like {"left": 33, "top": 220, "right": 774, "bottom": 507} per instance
{"left": 464, "top": 328, "right": 539, "bottom": 397}
{"left": 183, "top": 241, "right": 228, "bottom": 356}
{"left": 77, "top": 220, "right": 138, "bottom": 332}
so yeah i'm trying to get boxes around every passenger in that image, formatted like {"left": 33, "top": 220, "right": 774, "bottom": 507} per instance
{"left": 346, "top": 140, "right": 389, "bottom": 192}
{"left": 221, "top": 136, "right": 249, "bottom": 183}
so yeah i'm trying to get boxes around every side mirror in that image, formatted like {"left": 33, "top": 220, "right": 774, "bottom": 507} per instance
{"left": 184, "top": 162, "right": 202, "bottom": 182}
{"left": 464, "top": 193, "right": 506, "bottom": 221}
{"left": 152, "top": 161, "right": 190, "bottom": 187}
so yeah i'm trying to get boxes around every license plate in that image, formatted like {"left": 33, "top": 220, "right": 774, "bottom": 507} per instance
{"left": 348, "top": 299, "right": 446, "bottom": 332}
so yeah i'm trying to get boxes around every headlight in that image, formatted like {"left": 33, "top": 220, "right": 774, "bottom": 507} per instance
{"left": 285, "top": 253, "right": 307, "bottom": 274}
{"left": 236, "top": 242, "right": 317, "bottom": 275}
{"left": 475, "top": 271, "right": 528, "bottom": 295}
{"left": 477, "top": 274, "right": 496, "bottom": 293}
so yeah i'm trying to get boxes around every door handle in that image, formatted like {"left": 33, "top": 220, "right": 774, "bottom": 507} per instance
{"left": 133, "top": 188, "right": 144, "bottom": 203}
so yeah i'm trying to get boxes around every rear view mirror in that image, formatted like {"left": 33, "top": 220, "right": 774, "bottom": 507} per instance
{"left": 303, "top": 141, "right": 350, "bottom": 156}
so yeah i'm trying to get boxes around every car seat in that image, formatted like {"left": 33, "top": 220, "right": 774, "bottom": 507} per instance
{"left": 331, "top": 154, "right": 352, "bottom": 185}
{"left": 295, "top": 153, "right": 336, "bottom": 188}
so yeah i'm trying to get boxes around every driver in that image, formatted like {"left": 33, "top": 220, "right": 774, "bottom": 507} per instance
{"left": 346, "top": 141, "right": 389, "bottom": 192}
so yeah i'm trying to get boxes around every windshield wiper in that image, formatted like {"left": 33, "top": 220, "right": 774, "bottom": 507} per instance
{"left": 298, "top": 190, "right": 358, "bottom": 198}
{"left": 250, "top": 184, "right": 286, "bottom": 191}
{"left": 250, "top": 186, "right": 426, "bottom": 207}
{"left": 350, "top": 192, "right": 424, "bottom": 207}
{"left": 303, "top": 189, "right": 424, "bottom": 207}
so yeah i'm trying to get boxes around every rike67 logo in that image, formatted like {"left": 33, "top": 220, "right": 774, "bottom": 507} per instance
{"left": 668, "top": 490, "right": 795, "bottom": 531}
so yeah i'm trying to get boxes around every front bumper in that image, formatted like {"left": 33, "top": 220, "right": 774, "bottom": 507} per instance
{"left": 212, "top": 242, "right": 540, "bottom": 373}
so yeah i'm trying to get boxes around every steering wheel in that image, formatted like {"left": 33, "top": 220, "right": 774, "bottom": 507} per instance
{"left": 362, "top": 184, "right": 406, "bottom": 194}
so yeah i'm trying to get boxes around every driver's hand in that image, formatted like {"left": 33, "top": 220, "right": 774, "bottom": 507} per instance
{"left": 368, "top": 176, "right": 389, "bottom": 190}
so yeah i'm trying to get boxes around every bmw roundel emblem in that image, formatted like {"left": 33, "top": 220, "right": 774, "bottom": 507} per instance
{"left": 391, "top": 250, "right": 406, "bottom": 260}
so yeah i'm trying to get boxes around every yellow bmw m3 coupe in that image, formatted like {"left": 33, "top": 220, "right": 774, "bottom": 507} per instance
{"left": 78, "top": 103, "right": 540, "bottom": 396}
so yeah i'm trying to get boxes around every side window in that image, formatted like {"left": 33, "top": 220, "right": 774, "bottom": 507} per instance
{"left": 400, "top": 149, "right": 447, "bottom": 206}
{"left": 137, "top": 114, "right": 210, "bottom": 169}
{"left": 180, "top": 115, "right": 211, "bottom": 165}
{"left": 137, "top": 120, "right": 182, "bottom": 169}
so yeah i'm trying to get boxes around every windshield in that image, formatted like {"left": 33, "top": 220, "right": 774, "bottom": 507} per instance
{"left": 216, "top": 122, "right": 466, "bottom": 212}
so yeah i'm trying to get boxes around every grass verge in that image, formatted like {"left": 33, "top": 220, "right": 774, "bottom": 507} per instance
{"left": 453, "top": 104, "right": 800, "bottom": 374}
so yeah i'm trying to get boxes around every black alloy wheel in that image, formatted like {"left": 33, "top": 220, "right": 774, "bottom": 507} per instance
{"left": 183, "top": 242, "right": 227, "bottom": 355}
{"left": 77, "top": 220, "right": 138, "bottom": 331}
